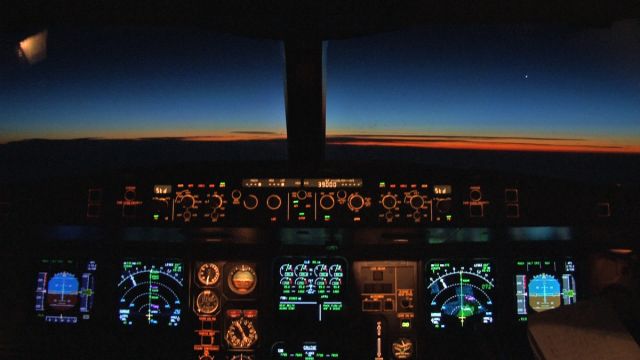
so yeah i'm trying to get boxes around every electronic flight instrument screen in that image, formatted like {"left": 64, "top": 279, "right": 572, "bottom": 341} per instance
{"left": 118, "top": 260, "right": 184, "bottom": 326}
{"left": 426, "top": 260, "right": 495, "bottom": 329}
{"left": 35, "top": 259, "right": 97, "bottom": 324}
{"left": 514, "top": 259, "right": 577, "bottom": 322}
{"left": 271, "top": 342, "right": 341, "bottom": 359}
{"left": 275, "top": 257, "right": 346, "bottom": 321}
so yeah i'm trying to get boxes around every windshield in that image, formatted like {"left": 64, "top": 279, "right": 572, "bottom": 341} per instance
{"left": 327, "top": 21, "right": 640, "bottom": 154}
{"left": 1, "top": 27, "right": 286, "bottom": 143}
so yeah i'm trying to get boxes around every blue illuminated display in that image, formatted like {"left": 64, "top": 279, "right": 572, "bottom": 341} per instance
{"left": 118, "top": 260, "right": 184, "bottom": 327}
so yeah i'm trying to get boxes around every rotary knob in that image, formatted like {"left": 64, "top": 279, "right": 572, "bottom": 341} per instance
{"left": 266, "top": 194, "right": 282, "bottom": 210}
{"left": 319, "top": 194, "right": 335, "bottom": 210}
{"left": 210, "top": 194, "right": 223, "bottom": 210}
{"left": 381, "top": 194, "right": 398, "bottom": 210}
{"left": 243, "top": 194, "right": 259, "bottom": 210}
{"left": 181, "top": 195, "right": 195, "bottom": 208}
{"left": 348, "top": 193, "right": 365, "bottom": 211}
{"left": 410, "top": 195, "right": 425, "bottom": 210}
{"left": 437, "top": 199, "right": 452, "bottom": 213}
{"left": 297, "top": 190, "right": 308, "bottom": 200}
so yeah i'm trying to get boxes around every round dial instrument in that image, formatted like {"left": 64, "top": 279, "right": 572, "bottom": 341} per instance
{"left": 227, "top": 264, "right": 257, "bottom": 295}
{"left": 195, "top": 289, "right": 220, "bottom": 315}
{"left": 225, "top": 317, "right": 258, "bottom": 349}
{"left": 197, "top": 263, "right": 220, "bottom": 286}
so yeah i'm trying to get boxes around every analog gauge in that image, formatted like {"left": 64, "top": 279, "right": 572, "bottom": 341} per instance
{"left": 227, "top": 264, "right": 257, "bottom": 295}
{"left": 329, "top": 264, "right": 343, "bottom": 277}
{"left": 314, "top": 277, "right": 328, "bottom": 287}
{"left": 426, "top": 261, "right": 495, "bottom": 329}
{"left": 197, "top": 263, "right": 220, "bottom": 286}
{"left": 293, "top": 264, "right": 308, "bottom": 277}
{"left": 279, "top": 264, "right": 293, "bottom": 277}
{"left": 195, "top": 289, "right": 220, "bottom": 315}
{"left": 313, "top": 263, "right": 328, "bottom": 277}
{"left": 225, "top": 317, "right": 258, "bottom": 349}
{"left": 329, "top": 277, "right": 342, "bottom": 286}
{"left": 392, "top": 338, "right": 414, "bottom": 359}
{"left": 280, "top": 277, "right": 293, "bottom": 286}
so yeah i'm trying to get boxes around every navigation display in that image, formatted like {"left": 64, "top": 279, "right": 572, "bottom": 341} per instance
{"left": 118, "top": 260, "right": 184, "bottom": 326}
{"left": 275, "top": 257, "right": 346, "bottom": 321}
{"left": 35, "top": 259, "right": 97, "bottom": 324}
{"left": 426, "top": 260, "right": 495, "bottom": 330}
{"left": 515, "top": 259, "right": 577, "bottom": 322}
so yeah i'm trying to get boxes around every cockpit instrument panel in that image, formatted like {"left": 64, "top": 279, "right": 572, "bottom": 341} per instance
{"left": 271, "top": 341, "right": 341, "bottom": 359}
{"left": 426, "top": 260, "right": 495, "bottom": 330}
{"left": 514, "top": 259, "right": 577, "bottom": 322}
{"left": 275, "top": 257, "right": 346, "bottom": 322}
{"left": 35, "top": 259, "right": 97, "bottom": 324}
{"left": 118, "top": 260, "right": 184, "bottom": 326}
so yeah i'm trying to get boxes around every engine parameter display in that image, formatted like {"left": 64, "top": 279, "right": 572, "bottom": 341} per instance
{"left": 35, "top": 259, "right": 97, "bottom": 324}
{"left": 426, "top": 260, "right": 495, "bottom": 329}
{"left": 118, "top": 260, "right": 184, "bottom": 326}
{"left": 275, "top": 257, "right": 346, "bottom": 321}
{"left": 515, "top": 259, "right": 577, "bottom": 322}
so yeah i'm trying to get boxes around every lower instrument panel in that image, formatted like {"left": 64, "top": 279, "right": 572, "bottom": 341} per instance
{"left": 28, "top": 252, "right": 580, "bottom": 359}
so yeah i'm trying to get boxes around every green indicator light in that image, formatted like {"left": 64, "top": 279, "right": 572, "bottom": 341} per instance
{"left": 446, "top": 215, "right": 452, "bottom": 221}
{"left": 401, "top": 320, "right": 411, "bottom": 328}
{"left": 299, "top": 212, "right": 305, "bottom": 216}
{"left": 153, "top": 214, "right": 159, "bottom": 220}
{"left": 293, "top": 200, "right": 299, "bottom": 204}
{"left": 220, "top": 182, "right": 226, "bottom": 186}
{"left": 324, "top": 215, "right": 331, "bottom": 220}
{"left": 380, "top": 182, "right": 386, "bottom": 187}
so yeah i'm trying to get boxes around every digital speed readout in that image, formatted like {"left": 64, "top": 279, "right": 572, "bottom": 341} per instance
{"left": 276, "top": 258, "right": 346, "bottom": 321}
{"left": 118, "top": 260, "right": 184, "bottom": 327}
{"left": 426, "top": 260, "right": 495, "bottom": 329}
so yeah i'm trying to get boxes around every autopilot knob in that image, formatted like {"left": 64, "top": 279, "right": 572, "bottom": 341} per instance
{"left": 381, "top": 194, "right": 398, "bottom": 210}
{"left": 210, "top": 194, "right": 223, "bottom": 210}
{"left": 181, "top": 195, "right": 195, "bottom": 208}
{"left": 348, "top": 193, "right": 365, "bottom": 211}
{"left": 409, "top": 195, "right": 425, "bottom": 210}
{"left": 437, "top": 199, "right": 452, "bottom": 213}
{"left": 243, "top": 194, "right": 259, "bottom": 210}
{"left": 266, "top": 194, "right": 282, "bottom": 210}
{"left": 319, "top": 194, "right": 335, "bottom": 210}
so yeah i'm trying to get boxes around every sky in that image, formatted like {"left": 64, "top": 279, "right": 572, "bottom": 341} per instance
{"left": 1, "top": 22, "right": 639, "bottom": 153}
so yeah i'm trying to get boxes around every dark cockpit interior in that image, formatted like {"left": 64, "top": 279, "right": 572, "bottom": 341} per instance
{"left": 1, "top": 1, "right": 640, "bottom": 359}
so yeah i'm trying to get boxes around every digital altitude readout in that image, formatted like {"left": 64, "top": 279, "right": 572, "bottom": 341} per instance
{"left": 426, "top": 260, "right": 495, "bottom": 329}
{"left": 303, "top": 178, "right": 363, "bottom": 189}
{"left": 275, "top": 257, "right": 346, "bottom": 322}
{"left": 35, "top": 259, "right": 97, "bottom": 324}
{"left": 118, "top": 260, "right": 184, "bottom": 327}
{"left": 515, "top": 259, "right": 577, "bottom": 322}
